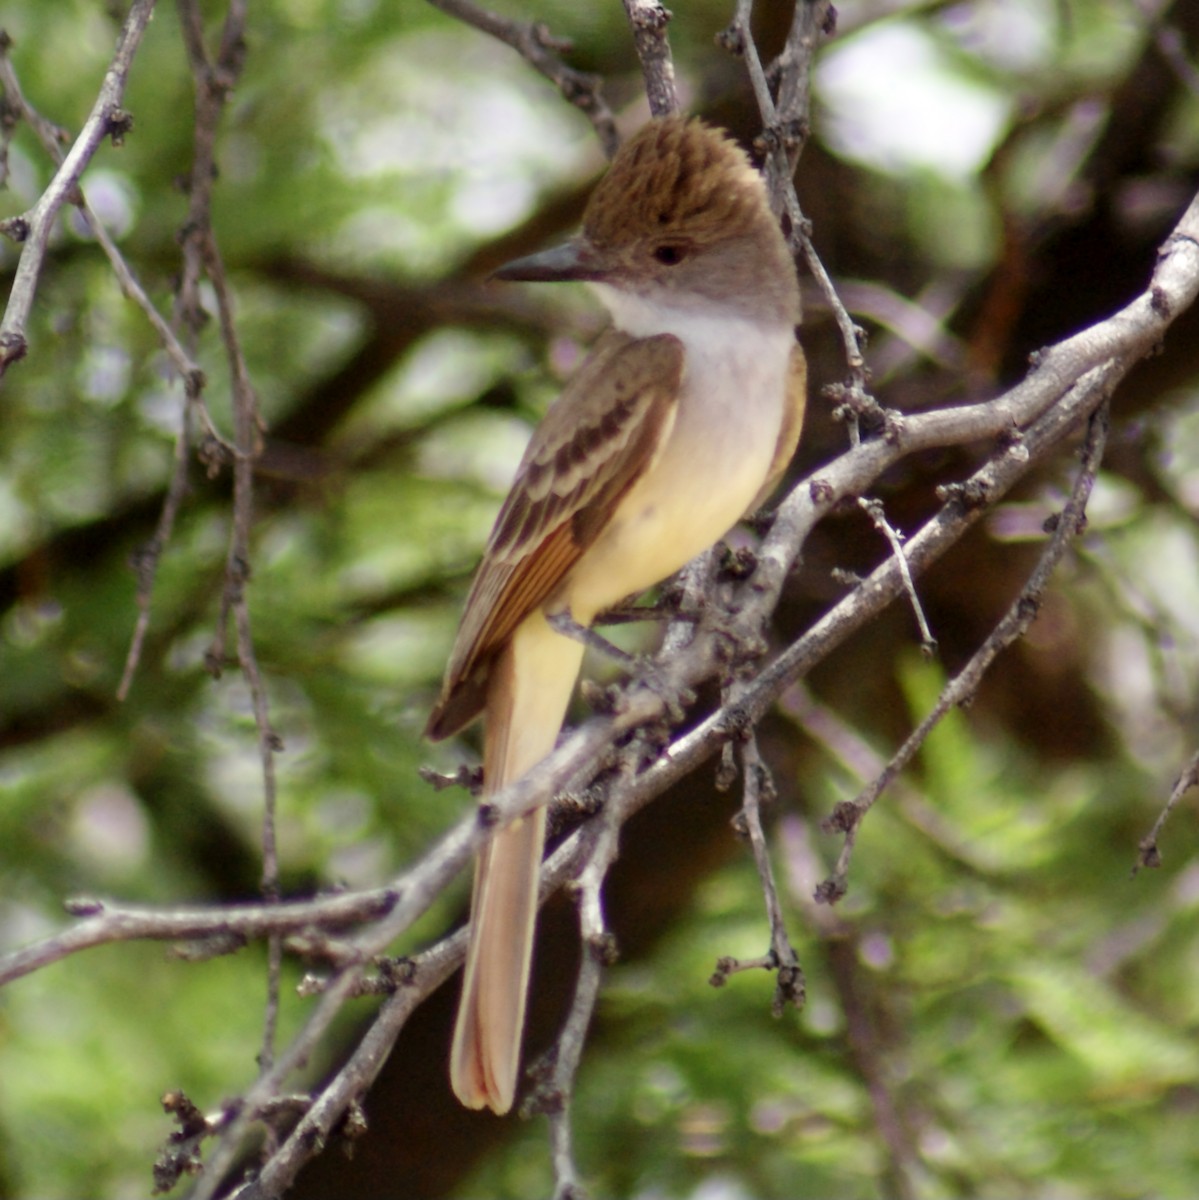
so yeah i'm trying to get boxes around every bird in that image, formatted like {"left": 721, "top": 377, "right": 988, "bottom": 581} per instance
{"left": 426, "top": 115, "right": 806, "bottom": 1114}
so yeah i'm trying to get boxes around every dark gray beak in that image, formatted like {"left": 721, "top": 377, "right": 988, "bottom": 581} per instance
{"left": 491, "top": 238, "right": 603, "bottom": 283}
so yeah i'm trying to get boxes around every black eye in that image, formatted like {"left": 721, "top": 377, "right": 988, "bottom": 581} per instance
{"left": 653, "top": 244, "right": 687, "bottom": 265}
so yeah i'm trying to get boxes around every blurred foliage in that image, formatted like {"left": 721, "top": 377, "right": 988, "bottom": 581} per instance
{"left": 1, "top": 0, "right": 1199, "bottom": 1197}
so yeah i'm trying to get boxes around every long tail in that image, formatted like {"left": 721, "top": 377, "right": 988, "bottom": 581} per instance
{"left": 450, "top": 611, "right": 584, "bottom": 1113}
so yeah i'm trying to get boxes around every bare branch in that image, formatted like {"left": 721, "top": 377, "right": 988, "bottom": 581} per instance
{"left": 1137, "top": 747, "right": 1199, "bottom": 870}
{"left": 819, "top": 402, "right": 1111, "bottom": 902}
{"left": 718, "top": 2, "right": 871, "bottom": 432}
{"left": 117, "top": 398, "right": 197, "bottom": 701}
{"left": 175, "top": 0, "right": 285, "bottom": 1093}
{"left": 0, "top": 43, "right": 205, "bottom": 389}
{"left": 525, "top": 778, "right": 626, "bottom": 1200}
{"left": 0, "top": 19, "right": 213, "bottom": 702}
{"left": 4, "top": 6, "right": 1199, "bottom": 1190}
{"left": 781, "top": 683, "right": 1008, "bottom": 874}
{"left": 713, "top": 733, "right": 804, "bottom": 1014}
{"left": 623, "top": 0, "right": 679, "bottom": 118}
{"left": 0, "top": 890, "right": 400, "bottom": 988}
{"left": 163, "top": 186, "right": 1199, "bottom": 1185}
{"left": 0, "top": 0, "right": 159, "bottom": 377}
{"left": 4, "top": 183, "right": 1194, "bottom": 1184}
{"left": 857, "top": 496, "right": 936, "bottom": 652}
{"left": 425, "top": 0, "right": 619, "bottom": 156}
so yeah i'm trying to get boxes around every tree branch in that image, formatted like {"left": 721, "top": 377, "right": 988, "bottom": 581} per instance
{"left": 4, "top": 179, "right": 1191, "bottom": 1194}
{"left": 819, "top": 401, "right": 1111, "bottom": 901}
{"left": 623, "top": 0, "right": 679, "bottom": 117}
{"left": 710, "top": 732, "right": 805, "bottom": 1013}
{"left": 425, "top": 0, "right": 619, "bottom": 156}
{"left": 0, "top": 0, "right": 159, "bottom": 376}
{"left": 6, "top": 4, "right": 1199, "bottom": 1191}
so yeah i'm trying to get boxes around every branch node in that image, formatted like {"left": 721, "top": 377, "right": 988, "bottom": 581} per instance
{"left": 709, "top": 955, "right": 736, "bottom": 987}
{"left": 814, "top": 874, "right": 847, "bottom": 905}
{"left": 823, "top": 800, "right": 862, "bottom": 835}
{"left": 184, "top": 367, "right": 207, "bottom": 398}
{"left": 588, "top": 930, "right": 620, "bottom": 966}
{"left": 154, "top": 1089, "right": 217, "bottom": 1194}
{"left": 529, "top": 20, "right": 573, "bottom": 55}
{"left": 719, "top": 543, "right": 758, "bottom": 581}
{"left": 936, "top": 478, "right": 992, "bottom": 510}
{"left": 375, "top": 954, "right": 418, "bottom": 989}
{"left": 1136, "top": 837, "right": 1162, "bottom": 870}
{"left": 715, "top": 23, "right": 745, "bottom": 56}
{"left": 809, "top": 476, "right": 835, "bottom": 504}
{"left": 627, "top": 1, "right": 672, "bottom": 32}
{"left": 883, "top": 408, "right": 906, "bottom": 445}
{"left": 168, "top": 929, "right": 249, "bottom": 962}
{"left": 106, "top": 106, "right": 135, "bottom": 145}
{"left": 729, "top": 808, "right": 749, "bottom": 840}
{"left": 335, "top": 1098, "right": 369, "bottom": 1157}
{"left": 198, "top": 432, "right": 230, "bottom": 478}
{"left": 0, "top": 214, "right": 29, "bottom": 242}
{"left": 824, "top": 379, "right": 887, "bottom": 439}
{"left": 578, "top": 677, "right": 622, "bottom": 715}
{"left": 773, "top": 962, "right": 806, "bottom": 1016}
{"left": 418, "top": 762, "right": 483, "bottom": 794}
{"left": 716, "top": 740, "right": 738, "bottom": 792}
{"left": 0, "top": 329, "right": 28, "bottom": 366}
{"left": 718, "top": 701, "right": 754, "bottom": 743}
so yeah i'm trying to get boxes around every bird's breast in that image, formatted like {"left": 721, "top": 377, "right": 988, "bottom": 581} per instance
{"left": 561, "top": 316, "right": 795, "bottom": 622}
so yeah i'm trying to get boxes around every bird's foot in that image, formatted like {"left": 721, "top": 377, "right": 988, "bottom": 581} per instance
{"left": 548, "top": 609, "right": 694, "bottom": 724}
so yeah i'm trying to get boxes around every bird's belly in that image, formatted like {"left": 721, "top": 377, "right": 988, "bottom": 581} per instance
{"left": 561, "top": 385, "right": 780, "bottom": 622}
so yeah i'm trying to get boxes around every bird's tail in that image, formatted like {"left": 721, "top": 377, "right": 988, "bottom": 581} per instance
{"left": 450, "top": 612, "right": 584, "bottom": 1113}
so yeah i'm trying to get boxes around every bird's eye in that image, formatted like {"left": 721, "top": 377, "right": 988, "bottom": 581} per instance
{"left": 653, "top": 244, "right": 687, "bottom": 265}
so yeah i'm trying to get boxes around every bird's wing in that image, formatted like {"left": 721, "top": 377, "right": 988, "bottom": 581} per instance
{"left": 426, "top": 328, "right": 684, "bottom": 740}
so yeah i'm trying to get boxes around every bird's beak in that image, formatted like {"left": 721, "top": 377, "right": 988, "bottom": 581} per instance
{"left": 491, "top": 238, "right": 604, "bottom": 283}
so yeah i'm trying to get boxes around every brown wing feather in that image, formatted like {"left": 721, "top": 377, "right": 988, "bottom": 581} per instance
{"left": 426, "top": 329, "right": 684, "bottom": 740}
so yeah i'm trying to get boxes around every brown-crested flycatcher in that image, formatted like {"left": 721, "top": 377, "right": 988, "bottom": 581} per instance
{"left": 426, "top": 116, "right": 806, "bottom": 1113}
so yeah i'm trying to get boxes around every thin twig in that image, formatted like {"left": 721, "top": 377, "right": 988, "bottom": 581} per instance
{"left": 1137, "top": 747, "right": 1199, "bottom": 870}
{"left": 0, "top": 41, "right": 205, "bottom": 389}
{"left": 718, "top": 1, "right": 872, "bottom": 432}
{"left": 781, "top": 682, "right": 1008, "bottom": 874}
{"left": 0, "top": 0, "right": 159, "bottom": 376}
{"left": 0, "top": 26, "right": 212, "bottom": 700}
{"left": 857, "top": 496, "right": 936, "bottom": 652}
{"left": 622, "top": 0, "right": 679, "bottom": 118}
{"left": 531, "top": 790, "right": 625, "bottom": 1200}
{"left": 817, "top": 402, "right": 1111, "bottom": 902}
{"left": 0, "top": 890, "right": 400, "bottom": 988}
{"left": 776, "top": 817, "right": 919, "bottom": 1200}
{"left": 176, "top": 0, "right": 285, "bottom": 1091}
{"left": 3, "top": 169, "right": 1195, "bottom": 1195}
{"left": 118, "top": 398, "right": 198, "bottom": 700}
{"left": 712, "top": 733, "right": 804, "bottom": 1015}
{"left": 425, "top": 0, "right": 619, "bottom": 156}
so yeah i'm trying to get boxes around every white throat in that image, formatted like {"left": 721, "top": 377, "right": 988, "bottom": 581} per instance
{"left": 589, "top": 280, "right": 795, "bottom": 402}
{"left": 589, "top": 280, "right": 791, "bottom": 343}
